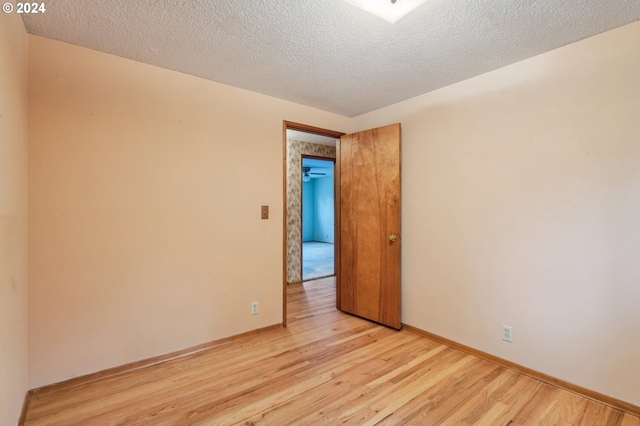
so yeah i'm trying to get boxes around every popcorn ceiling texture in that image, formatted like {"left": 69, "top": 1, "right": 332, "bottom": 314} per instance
{"left": 21, "top": 0, "right": 640, "bottom": 117}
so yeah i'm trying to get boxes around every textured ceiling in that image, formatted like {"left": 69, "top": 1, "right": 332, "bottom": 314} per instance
{"left": 22, "top": 0, "right": 640, "bottom": 117}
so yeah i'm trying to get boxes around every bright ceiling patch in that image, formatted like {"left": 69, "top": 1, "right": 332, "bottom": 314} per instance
{"left": 341, "top": 0, "right": 429, "bottom": 23}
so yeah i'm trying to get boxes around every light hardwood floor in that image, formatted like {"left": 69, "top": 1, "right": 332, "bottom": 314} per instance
{"left": 24, "top": 277, "right": 640, "bottom": 425}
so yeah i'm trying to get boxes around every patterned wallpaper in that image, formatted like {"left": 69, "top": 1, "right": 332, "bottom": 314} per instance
{"left": 286, "top": 139, "right": 336, "bottom": 283}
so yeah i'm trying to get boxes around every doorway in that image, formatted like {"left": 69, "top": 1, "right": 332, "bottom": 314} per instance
{"left": 283, "top": 121, "right": 402, "bottom": 329}
{"left": 283, "top": 121, "right": 344, "bottom": 326}
{"left": 302, "top": 157, "right": 335, "bottom": 281}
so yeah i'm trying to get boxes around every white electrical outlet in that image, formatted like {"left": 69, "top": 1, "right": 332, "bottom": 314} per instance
{"left": 502, "top": 325, "right": 513, "bottom": 343}
{"left": 251, "top": 301, "right": 259, "bottom": 315}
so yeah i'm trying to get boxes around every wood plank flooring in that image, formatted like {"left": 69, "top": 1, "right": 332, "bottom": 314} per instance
{"left": 24, "top": 277, "right": 640, "bottom": 425}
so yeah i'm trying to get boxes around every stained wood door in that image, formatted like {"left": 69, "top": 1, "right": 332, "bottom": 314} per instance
{"left": 337, "top": 123, "right": 401, "bottom": 329}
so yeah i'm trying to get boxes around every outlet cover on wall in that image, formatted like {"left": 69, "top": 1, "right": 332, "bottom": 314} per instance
{"left": 502, "top": 324, "right": 513, "bottom": 342}
{"left": 251, "top": 301, "right": 259, "bottom": 315}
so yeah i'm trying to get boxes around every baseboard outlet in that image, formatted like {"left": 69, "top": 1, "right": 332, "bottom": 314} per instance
{"left": 402, "top": 324, "right": 640, "bottom": 417}
{"left": 26, "top": 323, "right": 283, "bottom": 401}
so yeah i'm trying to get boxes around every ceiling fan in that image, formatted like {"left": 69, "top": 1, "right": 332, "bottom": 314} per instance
{"left": 302, "top": 166, "right": 326, "bottom": 182}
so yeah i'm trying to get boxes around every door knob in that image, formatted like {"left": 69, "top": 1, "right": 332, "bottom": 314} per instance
{"left": 389, "top": 234, "right": 399, "bottom": 242}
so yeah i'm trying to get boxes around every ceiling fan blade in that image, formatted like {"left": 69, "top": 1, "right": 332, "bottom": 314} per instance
{"left": 309, "top": 172, "right": 326, "bottom": 175}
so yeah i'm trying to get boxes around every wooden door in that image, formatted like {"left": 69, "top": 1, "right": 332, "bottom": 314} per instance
{"left": 337, "top": 123, "right": 401, "bottom": 329}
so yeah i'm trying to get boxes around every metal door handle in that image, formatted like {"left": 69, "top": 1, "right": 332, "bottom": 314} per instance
{"left": 389, "top": 234, "right": 399, "bottom": 242}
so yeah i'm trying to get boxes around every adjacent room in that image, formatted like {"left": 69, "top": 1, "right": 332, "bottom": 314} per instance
{"left": 1, "top": 0, "right": 639, "bottom": 424}
{"left": 302, "top": 157, "right": 335, "bottom": 281}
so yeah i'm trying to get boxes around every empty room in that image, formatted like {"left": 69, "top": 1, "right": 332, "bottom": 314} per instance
{"left": 1, "top": 0, "right": 639, "bottom": 424}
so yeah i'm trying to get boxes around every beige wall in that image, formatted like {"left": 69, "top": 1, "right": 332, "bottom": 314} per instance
{"left": 0, "top": 11, "right": 29, "bottom": 425}
{"left": 353, "top": 21, "right": 640, "bottom": 405}
{"left": 27, "top": 35, "right": 350, "bottom": 388}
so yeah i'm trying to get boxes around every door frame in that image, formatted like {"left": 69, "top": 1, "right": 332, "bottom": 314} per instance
{"left": 282, "top": 121, "right": 344, "bottom": 327}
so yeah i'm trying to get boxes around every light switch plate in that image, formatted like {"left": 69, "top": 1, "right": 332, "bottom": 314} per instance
{"left": 261, "top": 205, "right": 269, "bottom": 219}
